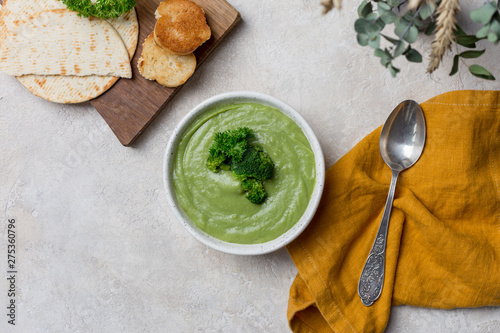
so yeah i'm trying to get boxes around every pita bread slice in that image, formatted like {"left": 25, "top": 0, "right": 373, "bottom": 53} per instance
{"left": 0, "top": 0, "right": 138, "bottom": 103}
{"left": 106, "top": 8, "right": 139, "bottom": 59}
{"left": 0, "top": 0, "right": 137, "bottom": 58}
{"left": 0, "top": 0, "right": 66, "bottom": 42}
{"left": 17, "top": 8, "right": 139, "bottom": 104}
{"left": 0, "top": 9, "right": 131, "bottom": 77}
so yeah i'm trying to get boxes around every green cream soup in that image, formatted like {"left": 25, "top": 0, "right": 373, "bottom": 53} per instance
{"left": 173, "top": 103, "right": 316, "bottom": 244}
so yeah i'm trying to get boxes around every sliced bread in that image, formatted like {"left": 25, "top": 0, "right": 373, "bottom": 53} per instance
{"left": 138, "top": 33, "right": 196, "bottom": 87}
{"left": 153, "top": 0, "right": 211, "bottom": 55}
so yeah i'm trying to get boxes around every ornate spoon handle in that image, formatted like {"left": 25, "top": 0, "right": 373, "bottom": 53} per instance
{"left": 358, "top": 170, "right": 399, "bottom": 306}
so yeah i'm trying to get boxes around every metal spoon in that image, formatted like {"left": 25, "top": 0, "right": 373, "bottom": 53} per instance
{"left": 358, "top": 100, "right": 426, "bottom": 306}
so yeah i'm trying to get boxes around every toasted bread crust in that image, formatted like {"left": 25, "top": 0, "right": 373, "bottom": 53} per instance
{"left": 137, "top": 33, "right": 196, "bottom": 87}
{"left": 153, "top": 0, "right": 211, "bottom": 55}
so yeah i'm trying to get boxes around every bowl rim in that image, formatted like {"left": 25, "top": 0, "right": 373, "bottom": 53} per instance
{"left": 163, "top": 91, "right": 325, "bottom": 255}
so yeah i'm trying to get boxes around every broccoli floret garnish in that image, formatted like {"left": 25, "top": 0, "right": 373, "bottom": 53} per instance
{"left": 231, "top": 146, "right": 274, "bottom": 181}
{"left": 241, "top": 178, "right": 267, "bottom": 204}
{"left": 206, "top": 127, "right": 274, "bottom": 204}
{"left": 206, "top": 154, "right": 227, "bottom": 173}
{"left": 206, "top": 127, "right": 253, "bottom": 172}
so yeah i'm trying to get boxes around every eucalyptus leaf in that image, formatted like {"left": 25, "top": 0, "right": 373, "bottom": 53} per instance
{"left": 412, "top": 17, "right": 425, "bottom": 29}
{"left": 492, "top": 19, "right": 500, "bottom": 33}
{"left": 355, "top": 18, "right": 368, "bottom": 33}
{"left": 404, "top": 25, "right": 419, "bottom": 43}
{"left": 459, "top": 49, "right": 485, "bottom": 58}
{"left": 365, "top": 12, "right": 379, "bottom": 21}
{"left": 375, "top": 48, "right": 392, "bottom": 66}
{"left": 405, "top": 48, "right": 422, "bottom": 62}
{"left": 374, "top": 48, "right": 386, "bottom": 58}
{"left": 449, "top": 55, "right": 459, "bottom": 76}
{"left": 387, "top": 0, "right": 402, "bottom": 7}
{"left": 476, "top": 25, "right": 491, "bottom": 38}
{"left": 366, "top": 21, "right": 383, "bottom": 35}
{"left": 378, "top": 2, "right": 391, "bottom": 12}
{"left": 490, "top": 19, "right": 500, "bottom": 43}
{"left": 358, "top": 0, "right": 372, "bottom": 18}
{"left": 488, "top": 32, "right": 499, "bottom": 43}
{"left": 368, "top": 34, "right": 381, "bottom": 48}
{"left": 419, "top": 3, "right": 435, "bottom": 20}
{"left": 469, "top": 64, "right": 495, "bottom": 80}
{"left": 375, "top": 18, "right": 386, "bottom": 30}
{"left": 395, "top": 18, "right": 409, "bottom": 37}
{"left": 393, "top": 41, "right": 406, "bottom": 57}
{"left": 388, "top": 64, "right": 400, "bottom": 77}
{"left": 380, "top": 57, "right": 391, "bottom": 66}
{"left": 382, "top": 34, "right": 399, "bottom": 44}
{"left": 470, "top": 2, "right": 497, "bottom": 25}
{"left": 403, "top": 12, "right": 415, "bottom": 22}
{"left": 357, "top": 33, "right": 370, "bottom": 46}
{"left": 381, "top": 11, "right": 397, "bottom": 24}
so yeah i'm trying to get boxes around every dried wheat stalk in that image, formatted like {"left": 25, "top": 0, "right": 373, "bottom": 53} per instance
{"left": 321, "top": 0, "right": 342, "bottom": 13}
{"left": 427, "top": 0, "right": 460, "bottom": 73}
{"left": 406, "top": 0, "right": 437, "bottom": 11}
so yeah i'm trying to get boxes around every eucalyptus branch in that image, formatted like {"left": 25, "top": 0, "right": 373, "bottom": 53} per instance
{"left": 392, "top": 6, "right": 423, "bottom": 58}
{"left": 329, "top": 0, "right": 498, "bottom": 80}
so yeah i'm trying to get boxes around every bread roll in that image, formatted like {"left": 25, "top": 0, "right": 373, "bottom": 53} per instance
{"left": 138, "top": 33, "right": 196, "bottom": 87}
{"left": 153, "top": 0, "right": 211, "bottom": 55}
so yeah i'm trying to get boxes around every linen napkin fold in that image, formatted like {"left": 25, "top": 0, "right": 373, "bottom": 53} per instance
{"left": 286, "top": 90, "right": 500, "bottom": 333}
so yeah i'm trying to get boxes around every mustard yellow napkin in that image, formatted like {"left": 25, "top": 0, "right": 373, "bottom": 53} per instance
{"left": 286, "top": 90, "right": 500, "bottom": 333}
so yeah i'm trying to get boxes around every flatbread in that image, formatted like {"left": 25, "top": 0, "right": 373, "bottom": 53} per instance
{"left": 107, "top": 9, "right": 138, "bottom": 58}
{"left": 18, "top": 9, "right": 138, "bottom": 104}
{"left": 0, "top": 9, "right": 132, "bottom": 77}
{"left": 0, "top": 0, "right": 138, "bottom": 58}
{"left": 0, "top": 0, "right": 139, "bottom": 103}
{"left": 0, "top": 0, "right": 67, "bottom": 51}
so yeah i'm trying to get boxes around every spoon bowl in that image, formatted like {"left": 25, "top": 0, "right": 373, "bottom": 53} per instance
{"left": 380, "top": 100, "right": 426, "bottom": 171}
{"left": 358, "top": 100, "right": 426, "bottom": 306}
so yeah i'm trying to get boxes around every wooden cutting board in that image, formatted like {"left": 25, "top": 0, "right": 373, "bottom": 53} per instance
{"left": 90, "top": 0, "right": 240, "bottom": 146}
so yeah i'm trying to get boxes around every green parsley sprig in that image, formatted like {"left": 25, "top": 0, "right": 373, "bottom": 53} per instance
{"left": 59, "top": 0, "right": 136, "bottom": 19}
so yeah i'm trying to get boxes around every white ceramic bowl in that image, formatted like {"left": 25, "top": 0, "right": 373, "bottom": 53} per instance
{"left": 163, "top": 91, "right": 325, "bottom": 255}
